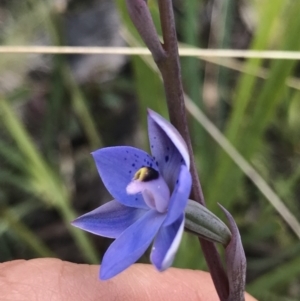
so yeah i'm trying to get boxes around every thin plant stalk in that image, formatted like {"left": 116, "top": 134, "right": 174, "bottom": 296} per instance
{"left": 156, "top": 2, "right": 229, "bottom": 299}
{"left": 126, "top": 0, "right": 230, "bottom": 299}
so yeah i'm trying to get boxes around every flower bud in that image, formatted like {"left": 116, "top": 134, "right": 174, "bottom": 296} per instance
{"left": 185, "top": 200, "right": 231, "bottom": 246}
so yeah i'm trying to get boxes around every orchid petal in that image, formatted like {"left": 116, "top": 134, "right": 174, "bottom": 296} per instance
{"left": 100, "top": 210, "right": 165, "bottom": 280}
{"left": 148, "top": 109, "right": 190, "bottom": 164}
{"left": 150, "top": 214, "right": 185, "bottom": 271}
{"left": 164, "top": 165, "right": 192, "bottom": 226}
{"left": 147, "top": 110, "right": 190, "bottom": 188}
{"left": 71, "top": 200, "right": 148, "bottom": 238}
{"left": 92, "top": 146, "right": 156, "bottom": 209}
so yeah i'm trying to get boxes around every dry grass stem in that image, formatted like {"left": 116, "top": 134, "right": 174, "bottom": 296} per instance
{"left": 1, "top": 46, "right": 300, "bottom": 60}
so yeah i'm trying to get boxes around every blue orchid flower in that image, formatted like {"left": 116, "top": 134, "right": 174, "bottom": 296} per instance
{"left": 72, "top": 109, "right": 192, "bottom": 280}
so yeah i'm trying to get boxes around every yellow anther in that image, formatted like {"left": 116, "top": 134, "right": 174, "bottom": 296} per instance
{"left": 133, "top": 167, "right": 159, "bottom": 182}
{"left": 134, "top": 167, "right": 148, "bottom": 181}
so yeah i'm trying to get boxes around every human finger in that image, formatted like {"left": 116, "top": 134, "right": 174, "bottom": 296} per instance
{"left": 0, "top": 258, "right": 257, "bottom": 301}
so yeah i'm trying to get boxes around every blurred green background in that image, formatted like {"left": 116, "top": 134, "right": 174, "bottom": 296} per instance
{"left": 1, "top": 0, "right": 300, "bottom": 300}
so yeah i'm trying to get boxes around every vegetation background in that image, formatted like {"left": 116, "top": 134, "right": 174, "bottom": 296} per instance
{"left": 1, "top": 0, "right": 300, "bottom": 300}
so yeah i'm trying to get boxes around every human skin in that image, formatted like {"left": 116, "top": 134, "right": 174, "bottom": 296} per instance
{"left": 0, "top": 258, "right": 256, "bottom": 301}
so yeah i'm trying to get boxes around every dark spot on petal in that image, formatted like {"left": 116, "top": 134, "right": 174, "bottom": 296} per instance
{"left": 150, "top": 163, "right": 153, "bottom": 167}
{"left": 135, "top": 197, "right": 138, "bottom": 201}
{"left": 176, "top": 180, "right": 179, "bottom": 184}
{"left": 124, "top": 158, "right": 127, "bottom": 160}
{"left": 151, "top": 145, "right": 154, "bottom": 148}
{"left": 154, "top": 136, "right": 156, "bottom": 139}
{"left": 156, "top": 161, "right": 159, "bottom": 166}
{"left": 167, "top": 147, "right": 170, "bottom": 151}
{"left": 181, "top": 158, "right": 184, "bottom": 163}
{"left": 165, "top": 155, "right": 169, "bottom": 162}
{"left": 132, "top": 163, "right": 135, "bottom": 167}
{"left": 129, "top": 170, "right": 132, "bottom": 174}
{"left": 126, "top": 150, "right": 129, "bottom": 153}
